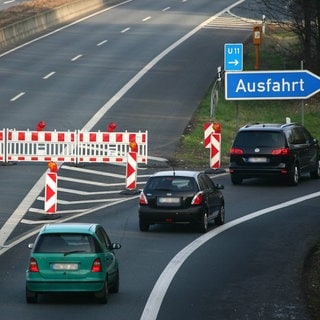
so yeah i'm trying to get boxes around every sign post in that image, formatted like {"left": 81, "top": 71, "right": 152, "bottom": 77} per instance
{"left": 253, "top": 26, "right": 262, "bottom": 70}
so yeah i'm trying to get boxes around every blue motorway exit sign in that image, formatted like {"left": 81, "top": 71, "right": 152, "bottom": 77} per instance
{"left": 225, "top": 70, "right": 320, "bottom": 100}
{"left": 224, "top": 43, "right": 243, "bottom": 72}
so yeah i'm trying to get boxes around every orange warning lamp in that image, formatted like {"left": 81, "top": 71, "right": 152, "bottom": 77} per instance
{"left": 212, "top": 122, "right": 221, "bottom": 133}
{"left": 129, "top": 141, "right": 138, "bottom": 153}
{"left": 36, "top": 121, "right": 46, "bottom": 131}
{"left": 48, "top": 161, "right": 58, "bottom": 173}
{"left": 107, "top": 122, "right": 117, "bottom": 132}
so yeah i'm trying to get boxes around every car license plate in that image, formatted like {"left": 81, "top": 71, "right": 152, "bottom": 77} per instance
{"left": 52, "top": 263, "right": 78, "bottom": 271}
{"left": 248, "top": 157, "right": 267, "bottom": 163}
{"left": 158, "top": 197, "right": 180, "bottom": 204}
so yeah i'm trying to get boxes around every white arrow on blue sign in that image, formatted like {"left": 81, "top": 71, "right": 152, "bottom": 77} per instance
{"left": 225, "top": 70, "right": 320, "bottom": 100}
{"left": 224, "top": 43, "right": 243, "bottom": 72}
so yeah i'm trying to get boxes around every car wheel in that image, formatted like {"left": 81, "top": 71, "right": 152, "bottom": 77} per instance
{"left": 231, "top": 175, "right": 242, "bottom": 185}
{"left": 95, "top": 279, "right": 108, "bottom": 304}
{"left": 26, "top": 286, "right": 37, "bottom": 304}
{"left": 109, "top": 270, "right": 119, "bottom": 294}
{"left": 310, "top": 160, "right": 320, "bottom": 179}
{"left": 288, "top": 164, "right": 299, "bottom": 186}
{"left": 139, "top": 218, "right": 149, "bottom": 232}
{"left": 198, "top": 211, "right": 208, "bottom": 233}
{"left": 214, "top": 205, "right": 225, "bottom": 226}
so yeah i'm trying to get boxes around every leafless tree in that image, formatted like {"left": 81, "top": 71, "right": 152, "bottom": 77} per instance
{"left": 261, "top": 0, "right": 320, "bottom": 73}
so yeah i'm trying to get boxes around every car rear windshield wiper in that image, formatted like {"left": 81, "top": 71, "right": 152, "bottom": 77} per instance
{"left": 64, "top": 250, "right": 87, "bottom": 256}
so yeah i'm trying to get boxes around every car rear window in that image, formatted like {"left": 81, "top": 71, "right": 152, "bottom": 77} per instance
{"left": 34, "top": 234, "right": 98, "bottom": 253}
{"left": 234, "top": 131, "right": 285, "bottom": 148}
{"left": 146, "top": 176, "right": 197, "bottom": 192}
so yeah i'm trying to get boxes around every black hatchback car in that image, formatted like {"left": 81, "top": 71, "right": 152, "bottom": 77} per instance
{"left": 229, "top": 123, "right": 320, "bottom": 185}
{"left": 138, "top": 170, "right": 225, "bottom": 233}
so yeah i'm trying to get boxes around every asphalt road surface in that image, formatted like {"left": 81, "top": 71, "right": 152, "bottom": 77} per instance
{"left": 0, "top": 0, "right": 318, "bottom": 319}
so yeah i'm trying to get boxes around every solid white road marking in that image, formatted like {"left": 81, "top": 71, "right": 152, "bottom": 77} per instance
{"left": 61, "top": 165, "right": 125, "bottom": 178}
{"left": 37, "top": 196, "right": 125, "bottom": 204}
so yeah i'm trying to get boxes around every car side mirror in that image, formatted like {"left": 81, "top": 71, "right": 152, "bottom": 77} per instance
{"left": 28, "top": 243, "right": 33, "bottom": 249}
{"left": 111, "top": 243, "right": 121, "bottom": 250}
{"left": 215, "top": 183, "right": 224, "bottom": 190}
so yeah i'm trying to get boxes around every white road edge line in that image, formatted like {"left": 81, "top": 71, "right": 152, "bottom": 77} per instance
{"left": 140, "top": 190, "right": 320, "bottom": 320}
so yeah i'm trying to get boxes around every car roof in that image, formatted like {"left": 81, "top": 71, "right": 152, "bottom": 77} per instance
{"left": 238, "top": 123, "right": 298, "bottom": 132}
{"left": 40, "top": 223, "right": 99, "bottom": 235}
{"left": 150, "top": 170, "right": 201, "bottom": 178}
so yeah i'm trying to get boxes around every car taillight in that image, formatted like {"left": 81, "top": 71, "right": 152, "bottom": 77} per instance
{"left": 29, "top": 258, "right": 39, "bottom": 272}
{"left": 230, "top": 148, "right": 243, "bottom": 155}
{"left": 191, "top": 192, "right": 203, "bottom": 205}
{"left": 272, "top": 148, "right": 290, "bottom": 156}
{"left": 139, "top": 192, "right": 148, "bottom": 205}
{"left": 91, "top": 258, "right": 102, "bottom": 272}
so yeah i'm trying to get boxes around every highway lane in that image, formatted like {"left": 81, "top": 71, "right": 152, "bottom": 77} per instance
{"left": 0, "top": 0, "right": 254, "bottom": 244}
{"left": 1, "top": 173, "right": 320, "bottom": 319}
{"left": 156, "top": 195, "right": 320, "bottom": 320}
{"left": 0, "top": 0, "right": 239, "bottom": 131}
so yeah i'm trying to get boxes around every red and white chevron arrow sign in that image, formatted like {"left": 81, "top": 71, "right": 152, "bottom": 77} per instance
{"left": 45, "top": 172, "right": 57, "bottom": 213}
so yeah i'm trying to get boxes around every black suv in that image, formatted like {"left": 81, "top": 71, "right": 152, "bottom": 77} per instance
{"left": 229, "top": 123, "right": 320, "bottom": 185}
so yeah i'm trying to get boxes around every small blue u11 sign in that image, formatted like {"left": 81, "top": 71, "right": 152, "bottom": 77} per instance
{"left": 224, "top": 43, "right": 243, "bottom": 72}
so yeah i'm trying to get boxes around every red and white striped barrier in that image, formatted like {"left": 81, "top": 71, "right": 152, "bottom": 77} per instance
{"left": 210, "top": 133, "right": 221, "bottom": 169}
{"left": 6, "top": 130, "right": 76, "bottom": 162}
{"left": 1, "top": 129, "right": 148, "bottom": 164}
{"left": 126, "top": 151, "right": 137, "bottom": 190}
{"left": 0, "top": 129, "right": 4, "bottom": 162}
{"left": 77, "top": 131, "right": 147, "bottom": 163}
{"left": 45, "top": 171, "right": 58, "bottom": 214}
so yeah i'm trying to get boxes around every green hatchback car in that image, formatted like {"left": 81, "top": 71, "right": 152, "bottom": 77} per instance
{"left": 26, "top": 223, "right": 121, "bottom": 304}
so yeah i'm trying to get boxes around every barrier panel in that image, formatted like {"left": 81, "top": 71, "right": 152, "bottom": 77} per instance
{"left": 77, "top": 131, "right": 147, "bottom": 163}
{"left": 1, "top": 129, "right": 148, "bottom": 164}
{"left": 5, "top": 129, "right": 77, "bottom": 162}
